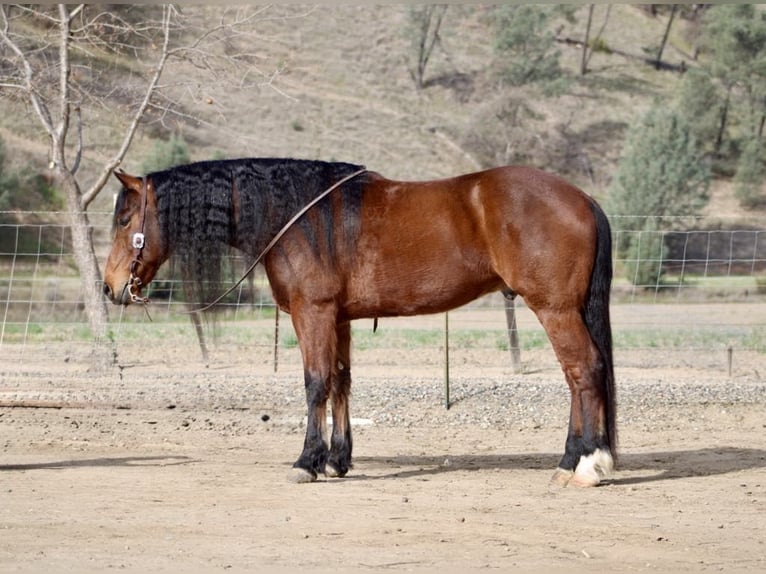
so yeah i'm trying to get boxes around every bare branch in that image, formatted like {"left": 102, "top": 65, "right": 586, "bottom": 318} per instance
{"left": 260, "top": 67, "right": 299, "bottom": 102}
{"left": 71, "top": 105, "right": 83, "bottom": 175}
{"left": 68, "top": 5, "right": 83, "bottom": 21}
{"left": 55, "top": 4, "right": 73, "bottom": 169}
{"left": 3, "top": 4, "right": 304, "bottom": 210}
{"left": 0, "top": 4, "right": 305, "bottom": 339}
{"left": 8, "top": 4, "right": 58, "bottom": 24}
{"left": 0, "top": 5, "right": 56, "bottom": 138}
{"left": 81, "top": 5, "right": 174, "bottom": 209}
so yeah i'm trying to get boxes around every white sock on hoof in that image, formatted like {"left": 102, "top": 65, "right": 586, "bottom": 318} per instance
{"left": 571, "top": 448, "right": 614, "bottom": 487}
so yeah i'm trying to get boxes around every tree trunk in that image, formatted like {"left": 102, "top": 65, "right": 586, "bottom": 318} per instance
{"left": 60, "top": 170, "right": 109, "bottom": 342}
{"left": 581, "top": 5, "right": 594, "bottom": 76}
{"left": 715, "top": 88, "right": 731, "bottom": 155}
{"left": 655, "top": 4, "right": 677, "bottom": 70}
{"left": 411, "top": 5, "right": 446, "bottom": 89}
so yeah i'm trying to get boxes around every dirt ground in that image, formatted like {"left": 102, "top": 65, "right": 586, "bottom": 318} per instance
{"left": 1, "top": 307, "right": 765, "bottom": 573}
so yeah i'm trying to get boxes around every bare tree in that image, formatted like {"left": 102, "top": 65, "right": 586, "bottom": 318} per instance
{"left": 407, "top": 5, "right": 447, "bottom": 89}
{"left": 655, "top": 4, "right": 678, "bottom": 69}
{"left": 581, "top": 5, "right": 595, "bottom": 75}
{"left": 580, "top": 4, "right": 611, "bottom": 76}
{"left": 0, "top": 4, "right": 278, "bottom": 345}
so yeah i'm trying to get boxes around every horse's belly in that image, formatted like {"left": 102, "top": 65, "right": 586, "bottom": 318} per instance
{"left": 343, "top": 263, "right": 502, "bottom": 319}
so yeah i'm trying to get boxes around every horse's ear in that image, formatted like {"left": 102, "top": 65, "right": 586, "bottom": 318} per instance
{"left": 113, "top": 170, "right": 143, "bottom": 192}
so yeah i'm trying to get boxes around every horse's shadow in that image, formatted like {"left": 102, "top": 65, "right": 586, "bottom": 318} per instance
{"left": 350, "top": 447, "right": 766, "bottom": 485}
{"left": 0, "top": 455, "right": 193, "bottom": 471}
{"left": 5, "top": 448, "right": 765, "bottom": 486}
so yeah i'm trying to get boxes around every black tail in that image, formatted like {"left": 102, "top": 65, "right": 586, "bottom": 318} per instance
{"left": 584, "top": 200, "right": 617, "bottom": 461}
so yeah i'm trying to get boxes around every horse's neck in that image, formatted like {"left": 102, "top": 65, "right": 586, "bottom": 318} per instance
{"left": 230, "top": 191, "right": 297, "bottom": 258}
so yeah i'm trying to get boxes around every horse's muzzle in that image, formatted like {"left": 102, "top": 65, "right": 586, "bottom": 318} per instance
{"left": 103, "top": 282, "right": 134, "bottom": 306}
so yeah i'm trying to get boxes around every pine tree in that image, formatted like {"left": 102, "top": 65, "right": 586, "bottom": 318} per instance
{"left": 675, "top": 67, "right": 723, "bottom": 154}
{"left": 624, "top": 218, "right": 665, "bottom": 290}
{"left": 0, "top": 139, "right": 16, "bottom": 212}
{"left": 492, "top": 5, "right": 572, "bottom": 96}
{"left": 609, "top": 106, "right": 711, "bottom": 285}
{"left": 140, "top": 134, "right": 191, "bottom": 174}
{"left": 702, "top": 5, "right": 766, "bottom": 152}
{"left": 734, "top": 136, "right": 766, "bottom": 208}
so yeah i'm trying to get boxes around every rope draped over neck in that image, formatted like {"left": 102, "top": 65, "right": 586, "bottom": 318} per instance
{"left": 128, "top": 160, "right": 368, "bottom": 313}
{"left": 193, "top": 166, "right": 367, "bottom": 312}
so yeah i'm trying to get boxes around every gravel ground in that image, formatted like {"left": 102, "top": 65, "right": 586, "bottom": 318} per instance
{"left": 2, "top": 307, "right": 765, "bottom": 572}
{"left": 2, "top": 341, "right": 764, "bottom": 457}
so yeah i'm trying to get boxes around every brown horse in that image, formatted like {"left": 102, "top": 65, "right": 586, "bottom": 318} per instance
{"left": 103, "top": 158, "right": 616, "bottom": 487}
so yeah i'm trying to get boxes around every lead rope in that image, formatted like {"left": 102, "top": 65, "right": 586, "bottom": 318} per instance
{"left": 189, "top": 167, "right": 368, "bottom": 314}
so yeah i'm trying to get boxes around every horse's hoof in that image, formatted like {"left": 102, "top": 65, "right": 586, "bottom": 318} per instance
{"left": 288, "top": 467, "right": 317, "bottom": 484}
{"left": 570, "top": 449, "right": 614, "bottom": 488}
{"left": 324, "top": 462, "right": 346, "bottom": 478}
{"left": 549, "top": 468, "right": 574, "bottom": 488}
{"left": 325, "top": 462, "right": 348, "bottom": 478}
{"left": 569, "top": 472, "right": 601, "bottom": 488}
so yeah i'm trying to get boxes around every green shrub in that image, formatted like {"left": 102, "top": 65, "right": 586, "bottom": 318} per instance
{"left": 140, "top": 134, "right": 191, "bottom": 174}
{"left": 734, "top": 136, "right": 766, "bottom": 209}
{"left": 624, "top": 224, "right": 665, "bottom": 288}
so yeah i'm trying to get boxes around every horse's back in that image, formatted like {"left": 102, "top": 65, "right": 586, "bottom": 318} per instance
{"left": 366, "top": 165, "right": 596, "bottom": 220}
{"left": 337, "top": 166, "right": 601, "bottom": 318}
{"left": 364, "top": 165, "right": 599, "bottom": 265}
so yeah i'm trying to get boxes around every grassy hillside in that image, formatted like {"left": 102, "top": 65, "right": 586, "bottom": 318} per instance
{"left": 0, "top": 4, "right": 763, "bottom": 225}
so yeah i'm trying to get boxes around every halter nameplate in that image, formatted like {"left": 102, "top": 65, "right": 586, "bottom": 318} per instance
{"left": 132, "top": 232, "right": 145, "bottom": 250}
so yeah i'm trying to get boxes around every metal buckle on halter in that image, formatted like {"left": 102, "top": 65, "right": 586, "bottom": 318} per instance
{"left": 132, "top": 232, "right": 145, "bottom": 250}
{"left": 128, "top": 272, "right": 149, "bottom": 305}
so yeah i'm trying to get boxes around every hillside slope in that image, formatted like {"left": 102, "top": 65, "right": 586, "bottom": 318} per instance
{"left": 1, "top": 5, "right": 762, "bottom": 224}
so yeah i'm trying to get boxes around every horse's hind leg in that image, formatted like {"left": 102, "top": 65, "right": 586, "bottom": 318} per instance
{"left": 326, "top": 321, "right": 353, "bottom": 478}
{"left": 288, "top": 304, "right": 337, "bottom": 483}
{"left": 535, "top": 308, "right": 614, "bottom": 487}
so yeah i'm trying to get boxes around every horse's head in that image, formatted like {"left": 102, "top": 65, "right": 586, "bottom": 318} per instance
{"left": 103, "top": 171, "right": 168, "bottom": 305}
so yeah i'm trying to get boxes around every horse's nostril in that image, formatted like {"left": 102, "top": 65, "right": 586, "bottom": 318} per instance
{"left": 103, "top": 283, "right": 113, "bottom": 299}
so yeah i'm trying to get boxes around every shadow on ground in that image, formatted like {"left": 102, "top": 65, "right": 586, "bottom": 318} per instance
{"left": 0, "top": 455, "right": 193, "bottom": 471}
{"left": 351, "top": 447, "right": 766, "bottom": 484}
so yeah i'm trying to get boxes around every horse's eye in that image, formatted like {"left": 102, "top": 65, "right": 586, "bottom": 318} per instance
{"left": 118, "top": 215, "right": 131, "bottom": 228}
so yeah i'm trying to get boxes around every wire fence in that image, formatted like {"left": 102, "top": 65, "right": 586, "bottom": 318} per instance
{"left": 1, "top": 211, "right": 765, "bottom": 382}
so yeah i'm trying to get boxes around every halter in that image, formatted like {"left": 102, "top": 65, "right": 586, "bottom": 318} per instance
{"left": 127, "top": 176, "right": 150, "bottom": 305}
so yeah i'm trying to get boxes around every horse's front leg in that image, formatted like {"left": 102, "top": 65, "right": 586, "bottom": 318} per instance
{"left": 326, "top": 322, "right": 353, "bottom": 478}
{"left": 289, "top": 305, "right": 337, "bottom": 484}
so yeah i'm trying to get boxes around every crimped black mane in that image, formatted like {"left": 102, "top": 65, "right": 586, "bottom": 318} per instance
{"left": 148, "top": 158, "right": 367, "bottom": 307}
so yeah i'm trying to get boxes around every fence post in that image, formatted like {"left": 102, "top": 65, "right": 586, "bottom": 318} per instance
{"left": 504, "top": 292, "right": 522, "bottom": 373}
{"left": 727, "top": 345, "right": 733, "bottom": 377}
{"left": 274, "top": 307, "right": 280, "bottom": 373}
{"left": 444, "top": 311, "right": 450, "bottom": 409}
